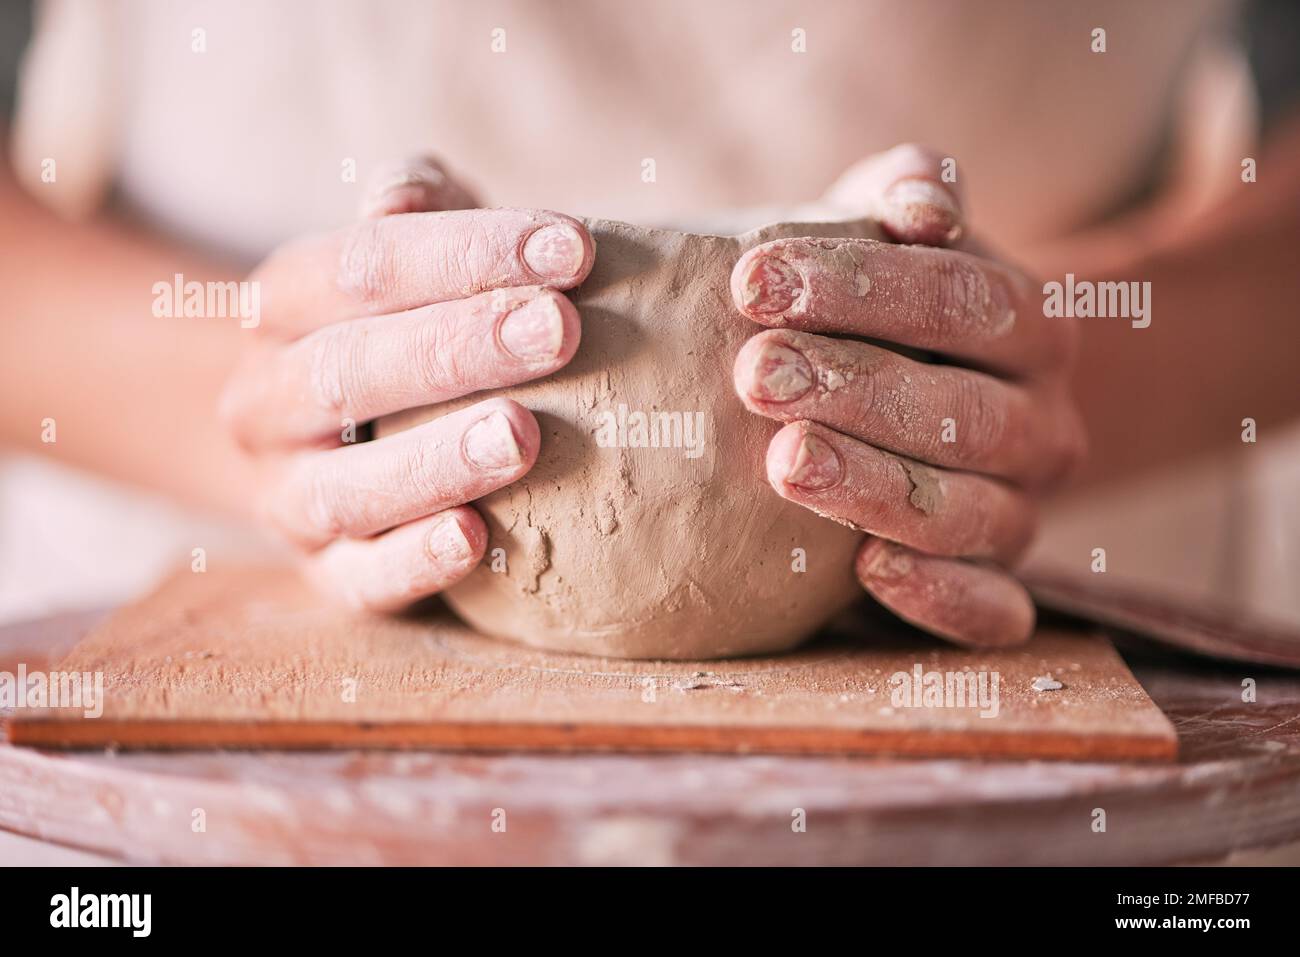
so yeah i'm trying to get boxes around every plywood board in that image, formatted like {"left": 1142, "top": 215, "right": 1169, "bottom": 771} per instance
{"left": 7, "top": 565, "right": 1176, "bottom": 760}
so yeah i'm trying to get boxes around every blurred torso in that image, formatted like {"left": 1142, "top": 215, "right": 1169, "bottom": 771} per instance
{"left": 28, "top": 0, "right": 1228, "bottom": 258}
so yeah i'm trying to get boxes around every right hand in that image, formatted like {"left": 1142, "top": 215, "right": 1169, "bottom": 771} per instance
{"left": 218, "top": 156, "right": 593, "bottom": 611}
{"left": 731, "top": 144, "right": 1083, "bottom": 648}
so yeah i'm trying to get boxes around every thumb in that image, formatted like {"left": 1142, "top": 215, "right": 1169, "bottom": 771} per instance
{"left": 824, "top": 144, "right": 965, "bottom": 247}
{"left": 359, "top": 153, "right": 481, "bottom": 218}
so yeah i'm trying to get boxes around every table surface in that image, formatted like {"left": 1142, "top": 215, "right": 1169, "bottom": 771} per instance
{"left": 2, "top": 607, "right": 1299, "bottom": 866}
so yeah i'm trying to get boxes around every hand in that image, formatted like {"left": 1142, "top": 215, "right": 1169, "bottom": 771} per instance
{"left": 730, "top": 145, "right": 1085, "bottom": 647}
{"left": 218, "top": 156, "right": 593, "bottom": 610}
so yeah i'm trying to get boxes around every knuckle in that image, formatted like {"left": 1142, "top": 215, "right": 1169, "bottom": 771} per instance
{"left": 408, "top": 315, "right": 449, "bottom": 394}
{"left": 442, "top": 232, "right": 478, "bottom": 295}
{"left": 338, "top": 220, "right": 397, "bottom": 310}
{"left": 952, "top": 375, "right": 1007, "bottom": 463}
{"left": 304, "top": 328, "right": 355, "bottom": 418}
{"left": 412, "top": 310, "right": 476, "bottom": 397}
{"left": 926, "top": 254, "right": 985, "bottom": 335}
{"left": 439, "top": 219, "right": 500, "bottom": 298}
{"left": 398, "top": 436, "right": 451, "bottom": 507}
{"left": 292, "top": 462, "right": 347, "bottom": 544}
{"left": 846, "top": 347, "right": 879, "bottom": 430}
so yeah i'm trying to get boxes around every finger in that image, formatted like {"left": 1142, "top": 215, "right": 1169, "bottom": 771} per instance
{"left": 824, "top": 143, "right": 965, "bottom": 246}
{"left": 254, "top": 208, "right": 596, "bottom": 338}
{"left": 734, "top": 329, "right": 1085, "bottom": 488}
{"left": 359, "top": 154, "right": 480, "bottom": 218}
{"left": 268, "top": 398, "right": 538, "bottom": 548}
{"left": 765, "top": 420, "right": 1036, "bottom": 564}
{"left": 221, "top": 286, "right": 580, "bottom": 450}
{"left": 305, "top": 506, "right": 488, "bottom": 612}
{"left": 856, "top": 539, "right": 1035, "bottom": 648}
{"left": 731, "top": 237, "right": 1074, "bottom": 376}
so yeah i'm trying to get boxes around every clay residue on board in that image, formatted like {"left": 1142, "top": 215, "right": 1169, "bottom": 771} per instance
{"left": 900, "top": 459, "right": 944, "bottom": 515}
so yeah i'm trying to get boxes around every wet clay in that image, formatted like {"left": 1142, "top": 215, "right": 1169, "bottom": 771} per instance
{"left": 379, "top": 216, "right": 888, "bottom": 659}
{"left": 901, "top": 459, "right": 944, "bottom": 516}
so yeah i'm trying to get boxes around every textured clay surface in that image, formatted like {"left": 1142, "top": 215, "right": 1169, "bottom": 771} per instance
{"left": 380, "top": 216, "right": 889, "bottom": 658}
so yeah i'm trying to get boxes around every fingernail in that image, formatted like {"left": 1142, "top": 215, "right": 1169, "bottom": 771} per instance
{"left": 427, "top": 514, "right": 472, "bottom": 564}
{"left": 749, "top": 341, "right": 813, "bottom": 402}
{"left": 522, "top": 223, "right": 585, "bottom": 280}
{"left": 883, "top": 179, "right": 963, "bottom": 243}
{"left": 785, "top": 432, "right": 842, "bottom": 490}
{"left": 499, "top": 295, "right": 564, "bottom": 360}
{"left": 463, "top": 411, "right": 523, "bottom": 470}
{"left": 361, "top": 165, "right": 446, "bottom": 217}
{"left": 378, "top": 169, "right": 440, "bottom": 196}
{"left": 739, "top": 255, "right": 803, "bottom": 316}
{"left": 860, "top": 540, "right": 913, "bottom": 581}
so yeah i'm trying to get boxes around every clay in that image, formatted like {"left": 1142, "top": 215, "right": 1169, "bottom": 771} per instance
{"left": 380, "top": 215, "right": 889, "bottom": 659}
{"left": 901, "top": 459, "right": 944, "bottom": 516}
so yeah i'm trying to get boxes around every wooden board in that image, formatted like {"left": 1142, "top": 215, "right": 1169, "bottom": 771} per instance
{"left": 6, "top": 564, "right": 1176, "bottom": 760}
{"left": 9, "top": 610, "right": 1295, "bottom": 865}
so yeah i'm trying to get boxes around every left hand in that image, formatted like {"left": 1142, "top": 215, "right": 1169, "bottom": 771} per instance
{"left": 217, "top": 155, "right": 591, "bottom": 612}
{"left": 730, "top": 145, "right": 1085, "bottom": 648}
